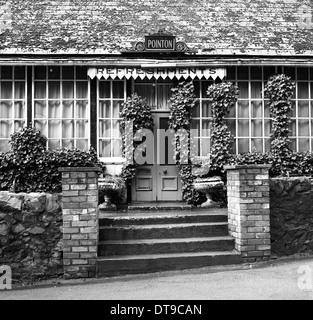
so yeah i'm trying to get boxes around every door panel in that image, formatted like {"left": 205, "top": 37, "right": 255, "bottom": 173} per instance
{"left": 132, "top": 113, "right": 182, "bottom": 202}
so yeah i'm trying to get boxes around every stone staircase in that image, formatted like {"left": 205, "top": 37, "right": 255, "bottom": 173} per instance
{"left": 97, "top": 208, "right": 242, "bottom": 277}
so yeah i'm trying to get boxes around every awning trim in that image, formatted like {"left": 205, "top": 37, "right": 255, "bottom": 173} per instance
{"left": 87, "top": 67, "right": 226, "bottom": 80}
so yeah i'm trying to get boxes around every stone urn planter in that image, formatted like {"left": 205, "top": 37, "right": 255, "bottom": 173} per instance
{"left": 193, "top": 176, "right": 224, "bottom": 208}
{"left": 98, "top": 178, "right": 120, "bottom": 211}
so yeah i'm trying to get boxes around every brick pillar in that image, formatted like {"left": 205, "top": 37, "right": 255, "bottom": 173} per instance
{"left": 224, "top": 164, "right": 272, "bottom": 263}
{"left": 58, "top": 167, "right": 101, "bottom": 279}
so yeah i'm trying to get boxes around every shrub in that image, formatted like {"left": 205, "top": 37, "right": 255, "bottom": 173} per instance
{"left": 0, "top": 127, "right": 105, "bottom": 193}
{"left": 98, "top": 175, "right": 125, "bottom": 206}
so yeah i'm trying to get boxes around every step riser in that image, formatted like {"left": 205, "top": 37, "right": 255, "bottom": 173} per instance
{"left": 99, "top": 225, "right": 229, "bottom": 241}
{"left": 98, "top": 240, "right": 235, "bottom": 256}
{"left": 97, "top": 254, "right": 242, "bottom": 277}
{"left": 99, "top": 215, "right": 227, "bottom": 227}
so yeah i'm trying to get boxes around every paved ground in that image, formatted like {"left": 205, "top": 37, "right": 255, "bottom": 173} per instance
{"left": 1, "top": 256, "right": 313, "bottom": 300}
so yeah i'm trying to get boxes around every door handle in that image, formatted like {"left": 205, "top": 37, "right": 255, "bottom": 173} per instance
{"left": 163, "top": 169, "right": 168, "bottom": 174}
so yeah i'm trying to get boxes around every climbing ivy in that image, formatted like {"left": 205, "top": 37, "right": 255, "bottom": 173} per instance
{"left": 264, "top": 74, "right": 296, "bottom": 175}
{"left": 168, "top": 81, "right": 202, "bottom": 205}
{"left": 120, "top": 93, "right": 154, "bottom": 183}
{"left": 206, "top": 82, "right": 238, "bottom": 175}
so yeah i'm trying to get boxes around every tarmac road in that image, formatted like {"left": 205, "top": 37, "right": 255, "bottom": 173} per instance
{"left": 1, "top": 256, "right": 313, "bottom": 300}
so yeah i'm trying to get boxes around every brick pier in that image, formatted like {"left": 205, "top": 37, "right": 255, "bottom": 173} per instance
{"left": 224, "top": 165, "right": 272, "bottom": 262}
{"left": 59, "top": 167, "right": 101, "bottom": 279}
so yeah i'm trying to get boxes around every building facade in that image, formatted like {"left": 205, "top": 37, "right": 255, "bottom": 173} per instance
{"left": 1, "top": 0, "right": 313, "bottom": 202}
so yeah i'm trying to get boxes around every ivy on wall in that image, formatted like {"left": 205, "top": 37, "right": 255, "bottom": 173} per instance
{"left": 168, "top": 81, "right": 202, "bottom": 204}
{"left": 264, "top": 74, "right": 296, "bottom": 175}
{"left": 120, "top": 93, "right": 154, "bottom": 183}
{"left": 206, "top": 82, "right": 239, "bottom": 175}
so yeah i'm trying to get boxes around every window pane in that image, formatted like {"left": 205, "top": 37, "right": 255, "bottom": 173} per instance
{"left": 48, "top": 120, "right": 61, "bottom": 138}
{"left": 252, "top": 120, "right": 263, "bottom": 137}
{"left": 99, "top": 140, "right": 111, "bottom": 157}
{"left": 264, "top": 120, "right": 271, "bottom": 136}
{"left": 192, "top": 103, "right": 200, "bottom": 117}
{"left": 191, "top": 120, "right": 200, "bottom": 134}
{"left": 35, "top": 82, "right": 46, "bottom": 99}
{"left": 251, "top": 82, "right": 262, "bottom": 99}
{"left": 112, "top": 139, "right": 122, "bottom": 157}
{"left": 0, "top": 66, "right": 13, "bottom": 79}
{"left": 63, "top": 101, "right": 74, "bottom": 118}
{"left": 76, "top": 139, "right": 88, "bottom": 149}
{"left": 251, "top": 67, "right": 262, "bottom": 80}
{"left": 14, "top": 102, "right": 25, "bottom": 119}
{"left": 48, "top": 66, "right": 60, "bottom": 80}
{"left": 1, "top": 82, "right": 12, "bottom": 99}
{"left": 238, "top": 120, "right": 249, "bottom": 137}
{"left": 99, "top": 81, "right": 111, "bottom": 99}
{"left": 227, "top": 67, "right": 236, "bottom": 80}
{"left": 226, "top": 119, "right": 236, "bottom": 136}
{"left": 298, "top": 120, "right": 309, "bottom": 136}
{"left": 202, "top": 120, "right": 211, "bottom": 137}
{"left": 76, "top": 121, "right": 87, "bottom": 138}
{"left": 62, "top": 139, "right": 74, "bottom": 149}
{"left": 35, "top": 101, "right": 46, "bottom": 118}
{"left": 113, "top": 101, "right": 123, "bottom": 118}
{"left": 62, "top": 120, "right": 74, "bottom": 138}
{"left": 252, "top": 139, "right": 263, "bottom": 152}
{"left": 48, "top": 82, "right": 60, "bottom": 99}
{"left": 298, "top": 101, "right": 309, "bottom": 117}
{"left": 238, "top": 82, "right": 249, "bottom": 99}
{"left": 113, "top": 81, "right": 124, "bottom": 98}
{"left": 237, "top": 67, "right": 249, "bottom": 80}
{"left": 0, "top": 102, "right": 12, "bottom": 118}
{"left": 299, "top": 138, "right": 309, "bottom": 152}
{"left": 35, "top": 66, "right": 46, "bottom": 80}
{"left": 34, "top": 120, "right": 47, "bottom": 137}
{"left": 297, "top": 67, "right": 309, "bottom": 80}
{"left": 48, "top": 139, "right": 61, "bottom": 149}
{"left": 62, "top": 81, "right": 74, "bottom": 99}
{"left": 238, "top": 138, "right": 249, "bottom": 153}
{"left": 252, "top": 101, "right": 262, "bottom": 118}
{"left": 76, "top": 81, "right": 88, "bottom": 99}
{"left": 238, "top": 101, "right": 249, "bottom": 118}
{"left": 0, "top": 120, "right": 12, "bottom": 138}
{"left": 99, "top": 101, "right": 111, "bottom": 118}
{"left": 14, "top": 66, "right": 26, "bottom": 80}
{"left": 62, "top": 67, "right": 74, "bottom": 80}
{"left": 298, "top": 82, "right": 308, "bottom": 99}
{"left": 0, "top": 139, "right": 10, "bottom": 152}
{"left": 112, "top": 120, "right": 121, "bottom": 138}
{"left": 99, "top": 120, "right": 111, "bottom": 138}
{"left": 202, "top": 101, "right": 212, "bottom": 117}
{"left": 264, "top": 67, "right": 276, "bottom": 80}
{"left": 76, "top": 66, "right": 87, "bottom": 80}
{"left": 48, "top": 101, "right": 61, "bottom": 118}
{"left": 14, "top": 82, "right": 25, "bottom": 99}
{"left": 76, "top": 101, "right": 88, "bottom": 118}
{"left": 193, "top": 81, "right": 200, "bottom": 97}
{"left": 290, "top": 120, "right": 296, "bottom": 136}
{"left": 201, "top": 138, "right": 210, "bottom": 156}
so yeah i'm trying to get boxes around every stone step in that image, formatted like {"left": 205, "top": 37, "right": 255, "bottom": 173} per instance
{"left": 127, "top": 202, "right": 194, "bottom": 211}
{"left": 97, "top": 251, "right": 242, "bottom": 277}
{"left": 99, "top": 210, "right": 228, "bottom": 227}
{"left": 98, "top": 236, "right": 235, "bottom": 256}
{"left": 99, "top": 222, "right": 229, "bottom": 241}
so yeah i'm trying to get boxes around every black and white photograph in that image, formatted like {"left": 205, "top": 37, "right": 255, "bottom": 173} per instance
{"left": 0, "top": 0, "right": 313, "bottom": 303}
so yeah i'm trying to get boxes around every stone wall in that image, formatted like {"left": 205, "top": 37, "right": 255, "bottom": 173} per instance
{"left": 270, "top": 177, "right": 313, "bottom": 257}
{"left": 0, "top": 192, "right": 63, "bottom": 280}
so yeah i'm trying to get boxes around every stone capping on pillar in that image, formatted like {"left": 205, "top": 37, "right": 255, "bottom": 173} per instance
{"left": 224, "top": 164, "right": 272, "bottom": 263}
{"left": 58, "top": 167, "right": 101, "bottom": 279}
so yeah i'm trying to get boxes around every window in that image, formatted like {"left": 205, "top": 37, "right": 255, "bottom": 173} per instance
{"left": 191, "top": 80, "right": 214, "bottom": 156}
{"left": 33, "top": 66, "right": 89, "bottom": 150}
{"left": 0, "top": 66, "right": 27, "bottom": 152}
{"left": 134, "top": 79, "right": 174, "bottom": 110}
{"left": 98, "top": 79, "right": 126, "bottom": 159}
{"left": 226, "top": 66, "right": 313, "bottom": 153}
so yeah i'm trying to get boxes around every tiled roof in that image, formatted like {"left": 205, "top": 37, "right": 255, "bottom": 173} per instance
{"left": 0, "top": 0, "right": 313, "bottom": 56}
